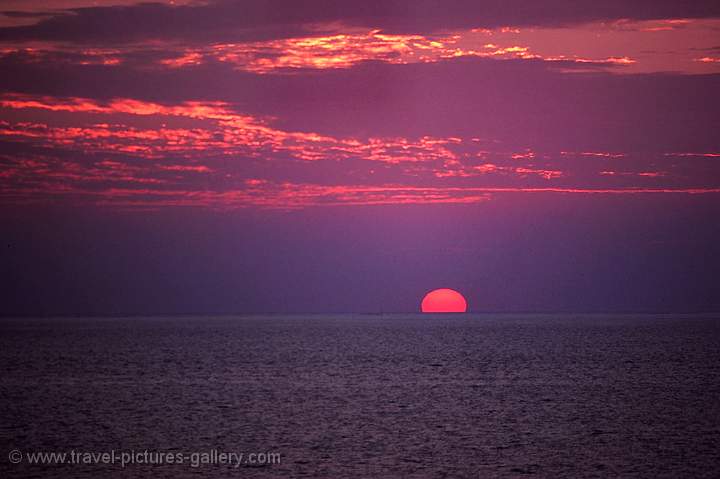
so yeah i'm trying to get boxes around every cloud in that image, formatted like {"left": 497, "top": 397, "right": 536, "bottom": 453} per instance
{"left": 5, "top": 15, "right": 720, "bottom": 76}
{"left": 1, "top": 49, "right": 719, "bottom": 155}
{"left": 1, "top": 2, "right": 719, "bottom": 211}
{"left": 1, "top": 93, "right": 720, "bottom": 209}
{"left": 0, "top": 30, "right": 644, "bottom": 75}
{"left": 147, "top": 30, "right": 647, "bottom": 74}
{"left": 1, "top": 0, "right": 719, "bottom": 45}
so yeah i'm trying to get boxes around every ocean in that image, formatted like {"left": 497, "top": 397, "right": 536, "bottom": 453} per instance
{"left": 1, "top": 314, "right": 719, "bottom": 477}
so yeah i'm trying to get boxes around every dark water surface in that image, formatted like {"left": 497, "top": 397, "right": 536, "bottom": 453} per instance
{"left": 1, "top": 314, "right": 719, "bottom": 478}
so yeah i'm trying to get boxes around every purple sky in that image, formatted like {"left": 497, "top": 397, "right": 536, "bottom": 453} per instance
{"left": 1, "top": 1, "right": 719, "bottom": 314}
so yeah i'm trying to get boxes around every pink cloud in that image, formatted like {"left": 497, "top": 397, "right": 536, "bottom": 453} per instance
{"left": 2, "top": 94, "right": 719, "bottom": 209}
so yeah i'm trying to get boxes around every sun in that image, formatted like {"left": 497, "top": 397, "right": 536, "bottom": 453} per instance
{"left": 421, "top": 288, "right": 468, "bottom": 313}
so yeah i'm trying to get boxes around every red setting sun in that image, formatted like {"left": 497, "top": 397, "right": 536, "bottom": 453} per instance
{"left": 420, "top": 289, "right": 468, "bottom": 313}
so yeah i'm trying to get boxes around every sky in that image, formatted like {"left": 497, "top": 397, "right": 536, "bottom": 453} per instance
{"left": 1, "top": 0, "right": 719, "bottom": 315}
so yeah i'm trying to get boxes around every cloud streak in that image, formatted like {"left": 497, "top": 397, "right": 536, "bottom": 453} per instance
{"left": 4, "top": 17, "right": 720, "bottom": 75}
{"left": 2, "top": 1, "right": 719, "bottom": 45}
{"left": 1, "top": 93, "right": 719, "bottom": 208}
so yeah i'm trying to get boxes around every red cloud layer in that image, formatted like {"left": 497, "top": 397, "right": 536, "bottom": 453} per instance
{"left": 3, "top": 18, "right": 719, "bottom": 75}
{"left": 1, "top": 94, "right": 719, "bottom": 209}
